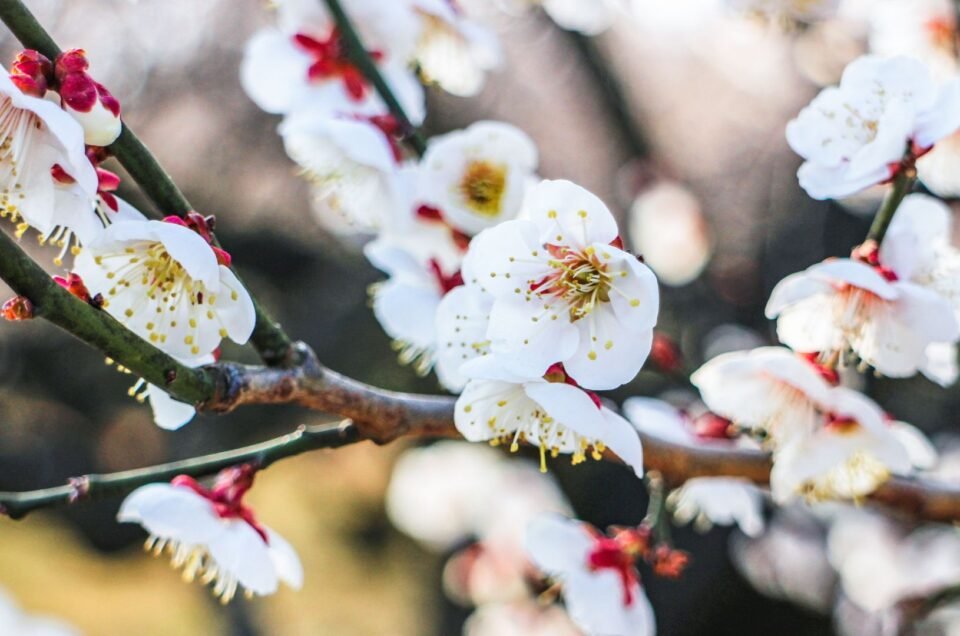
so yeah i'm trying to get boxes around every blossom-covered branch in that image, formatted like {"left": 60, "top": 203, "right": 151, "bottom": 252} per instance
{"left": 0, "top": 420, "right": 360, "bottom": 519}
{"left": 0, "top": 0, "right": 294, "bottom": 366}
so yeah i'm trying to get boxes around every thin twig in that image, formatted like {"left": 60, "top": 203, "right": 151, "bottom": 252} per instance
{"left": 867, "top": 169, "right": 916, "bottom": 244}
{"left": 0, "top": 420, "right": 361, "bottom": 519}
{"left": 322, "top": 0, "right": 428, "bottom": 156}
{"left": 0, "top": 0, "right": 294, "bottom": 366}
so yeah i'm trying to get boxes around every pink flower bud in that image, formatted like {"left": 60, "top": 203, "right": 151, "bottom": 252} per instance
{"left": 54, "top": 49, "right": 121, "bottom": 146}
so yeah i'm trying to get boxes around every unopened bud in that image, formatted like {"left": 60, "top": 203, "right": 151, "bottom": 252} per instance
{"left": 54, "top": 272, "right": 93, "bottom": 304}
{"left": 1, "top": 296, "right": 34, "bottom": 321}
{"left": 55, "top": 49, "right": 121, "bottom": 146}
{"left": 650, "top": 332, "right": 683, "bottom": 374}
{"left": 10, "top": 49, "right": 52, "bottom": 97}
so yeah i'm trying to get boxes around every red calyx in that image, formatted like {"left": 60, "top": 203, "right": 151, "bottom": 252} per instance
{"left": 363, "top": 114, "right": 404, "bottom": 163}
{"left": 851, "top": 240, "right": 898, "bottom": 282}
{"left": 10, "top": 49, "right": 53, "bottom": 97}
{"left": 692, "top": 412, "right": 734, "bottom": 439}
{"left": 586, "top": 536, "right": 640, "bottom": 606}
{"left": 650, "top": 332, "right": 683, "bottom": 374}
{"left": 799, "top": 352, "right": 840, "bottom": 386}
{"left": 293, "top": 30, "right": 381, "bottom": 101}
{"left": 163, "top": 213, "right": 233, "bottom": 266}
{"left": 428, "top": 258, "right": 464, "bottom": 294}
{"left": 1, "top": 296, "right": 33, "bottom": 321}
{"left": 542, "top": 362, "right": 603, "bottom": 409}
{"left": 172, "top": 465, "right": 269, "bottom": 543}
{"left": 416, "top": 205, "right": 473, "bottom": 252}
{"left": 54, "top": 273, "right": 93, "bottom": 304}
{"left": 96, "top": 167, "right": 121, "bottom": 211}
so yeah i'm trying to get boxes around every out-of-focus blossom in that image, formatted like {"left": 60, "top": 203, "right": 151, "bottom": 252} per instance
{"left": 525, "top": 0, "right": 626, "bottom": 35}
{"left": 786, "top": 55, "right": 960, "bottom": 200}
{"left": 767, "top": 196, "right": 960, "bottom": 384}
{"left": 725, "top": 0, "right": 840, "bottom": 22}
{"left": 434, "top": 284, "right": 493, "bottom": 392}
{"left": 386, "top": 441, "right": 571, "bottom": 552}
{"left": 365, "top": 226, "right": 464, "bottom": 376}
{"left": 464, "top": 600, "right": 582, "bottom": 636}
{"left": 418, "top": 121, "right": 538, "bottom": 236}
{"left": 73, "top": 214, "right": 256, "bottom": 359}
{"left": 628, "top": 181, "right": 711, "bottom": 287}
{"left": 769, "top": 386, "right": 912, "bottom": 502}
{"left": 456, "top": 357, "right": 644, "bottom": 475}
{"left": 828, "top": 509, "right": 960, "bottom": 614}
{"left": 0, "top": 589, "right": 79, "bottom": 636}
{"left": 55, "top": 49, "right": 122, "bottom": 147}
{"left": 691, "top": 347, "right": 835, "bottom": 447}
{"left": 118, "top": 468, "right": 303, "bottom": 603}
{"left": 868, "top": 0, "right": 958, "bottom": 80}
{"left": 280, "top": 111, "right": 404, "bottom": 232}
{"left": 919, "top": 132, "right": 960, "bottom": 197}
{"left": 0, "top": 63, "right": 98, "bottom": 244}
{"left": 525, "top": 514, "right": 656, "bottom": 636}
{"left": 241, "top": 0, "right": 424, "bottom": 122}
{"left": 623, "top": 396, "right": 756, "bottom": 447}
{"left": 406, "top": 0, "right": 501, "bottom": 96}
{"left": 701, "top": 323, "right": 766, "bottom": 360}
{"left": 464, "top": 179, "right": 659, "bottom": 390}
{"left": 668, "top": 477, "right": 765, "bottom": 537}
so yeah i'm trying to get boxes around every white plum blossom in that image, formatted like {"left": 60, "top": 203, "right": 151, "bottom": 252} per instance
{"left": 868, "top": 0, "right": 958, "bottom": 81}
{"left": 434, "top": 284, "right": 493, "bottom": 392}
{"left": 668, "top": 477, "right": 765, "bottom": 537}
{"left": 0, "top": 65, "right": 98, "bottom": 242}
{"left": 525, "top": 514, "right": 656, "bottom": 636}
{"left": 73, "top": 216, "right": 256, "bottom": 359}
{"left": 691, "top": 347, "right": 835, "bottom": 447}
{"left": 240, "top": 0, "right": 425, "bottom": 122}
{"left": 118, "top": 471, "right": 303, "bottom": 603}
{"left": 765, "top": 200, "right": 960, "bottom": 384}
{"left": 786, "top": 55, "right": 960, "bottom": 200}
{"left": 769, "top": 386, "right": 912, "bottom": 502}
{"left": 455, "top": 356, "right": 644, "bottom": 475}
{"left": 628, "top": 181, "right": 711, "bottom": 287}
{"left": 280, "top": 111, "right": 405, "bottom": 232}
{"left": 464, "top": 179, "right": 659, "bottom": 390}
{"left": 405, "top": 0, "right": 502, "bottom": 97}
{"left": 418, "top": 121, "right": 539, "bottom": 236}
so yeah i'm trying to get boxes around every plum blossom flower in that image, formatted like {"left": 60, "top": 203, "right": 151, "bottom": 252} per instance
{"left": 434, "top": 284, "right": 493, "bottom": 392}
{"left": 54, "top": 49, "right": 122, "bottom": 147}
{"left": 867, "top": 0, "right": 958, "bottom": 81}
{"left": 769, "top": 386, "right": 912, "bottom": 502}
{"left": 668, "top": 477, "right": 765, "bottom": 537}
{"left": 418, "top": 121, "right": 538, "bottom": 236}
{"left": 455, "top": 356, "right": 644, "bottom": 475}
{"left": 464, "top": 179, "right": 659, "bottom": 390}
{"left": 280, "top": 111, "right": 405, "bottom": 232}
{"left": 765, "top": 201, "right": 960, "bottom": 384}
{"left": 0, "top": 59, "right": 98, "bottom": 243}
{"left": 405, "top": 0, "right": 502, "bottom": 97}
{"left": 786, "top": 55, "right": 960, "bottom": 200}
{"left": 73, "top": 214, "right": 256, "bottom": 359}
{"left": 690, "top": 347, "right": 835, "bottom": 447}
{"left": 525, "top": 514, "right": 656, "bottom": 636}
{"left": 118, "top": 467, "right": 302, "bottom": 603}
{"left": 241, "top": 0, "right": 424, "bottom": 122}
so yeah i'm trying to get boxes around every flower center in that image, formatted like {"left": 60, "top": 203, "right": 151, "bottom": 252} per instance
{"left": 0, "top": 95, "right": 39, "bottom": 234}
{"left": 293, "top": 29, "right": 382, "bottom": 101}
{"left": 534, "top": 245, "right": 612, "bottom": 321}
{"left": 459, "top": 160, "right": 507, "bottom": 217}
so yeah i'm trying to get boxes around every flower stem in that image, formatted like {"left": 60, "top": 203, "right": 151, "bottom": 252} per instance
{"left": 0, "top": 420, "right": 360, "bottom": 519}
{"left": 866, "top": 169, "right": 916, "bottom": 245}
{"left": 643, "top": 471, "right": 672, "bottom": 545}
{"left": 0, "top": 0, "right": 295, "bottom": 366}
{"left": 321, "top": 0, "right": 428, "bottom": 157}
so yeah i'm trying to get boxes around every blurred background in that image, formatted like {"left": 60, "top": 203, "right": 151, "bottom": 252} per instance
{"left": 0, "top": 0, "right": 958, "bottom": 633}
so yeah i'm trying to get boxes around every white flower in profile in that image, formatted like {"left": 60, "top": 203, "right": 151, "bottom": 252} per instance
{"left": 434, "top": 284, "right": 494, "bottom": 392}
{"left": 418, "top": 121, "right": 538, "bottom": 236}
{"left": 691, "top": 347, "right": 835, "bottom": 447}
{"left": 118, "top": 468, "right": 303, "bottom": 603}
{"left": 765, "top": 205, "right": 960, "bottom": 384}
{"left": 668, "top": 477, "right": 765, "bottom": 537}
{"left": 455, "top": 356, "right": 644, "bottom": 476}
{"left": 0, "top": 63, "right": 98, "bottom": 242}
{"left": 628, "top": 181, "right": 711, "bottom": 287}
{"left": 725, "top": 0, "right": 840, "bottom": 22}
{"left": 525, "top": 514, "right": 656, "bottom": 636}
{"left": 769, "top": 386, "right": 912, "bottom": 503}
{"left": 365, "top": 225, "right": 465, "bottom": 376}
{"left": 73, "top": 215, "right": 256, "bottom": 359}
{"left": 786, "top": 55, "right": 960, "bottom": 200}
{"left": 240, "top": 0, "right": 424, "bottom": 122}
{"left": 405, "top": 0, "right": 502, "bottom": 97}
{"left": 464, "top": 179, "right": 659, "bottom": 390}
{"left": 280, "top": 111, "right": 405, "bottom": 232}
{"left": 0, "top": 589, "right": 79, "bottom": 636}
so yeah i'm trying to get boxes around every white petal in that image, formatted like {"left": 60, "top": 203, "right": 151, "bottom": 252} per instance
{"left": 606, "top": 247, "right": 659, "bottom": 331}
{"left": 622, "top": 397, "right": 694, "bottom": 444}
{"left": 597, "top": 408, "right": 645, "bottom": 478}
{"left": 462, "top": 219, "right": 550, "bottom": 295}
{"left": 212, "top": 266, "right": 257, "bottom": 346}
{"left": 266, "top": 528, "right": 304, "bottom": 590}
{"left": 765, "top": 271, "right": 836, "bottom": 319}
{"left": 523, "top": 514, "right": 594, "bottom": 575}
{"left": 146, "top": 384, "right": 197, "bottom": 431}
{"left": 565, "top": 306, "right": 653, "bottom": 391}
{"left": 434, "top": 285, "right": 493, "bottom": 392}
{"left": 117, "top": 484, "right": 223, "bottom": 544}
{"left": 207, "top": 521, "right": 279, "bottom": 596}
{"left": 522, "top": 180, "right": 618, "bottom": 249}
{"left": 487, "top": 294, "right": 580, "bottom": 378}
{"left": 565, "top": 570, "right": 655, "bottom": 636}
{"left": 240, "top": 29, "right": 312, "bottom": 115}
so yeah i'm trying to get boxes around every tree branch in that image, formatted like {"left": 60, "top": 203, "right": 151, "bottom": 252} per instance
{"left": 321, "top": 0, "right": 428, "bottom": 157}
{"left": 0, "top": 0, "right": 294, "bottom": 366}
{"left": 0, "top": 420, "right": 360, "bottom": 519}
